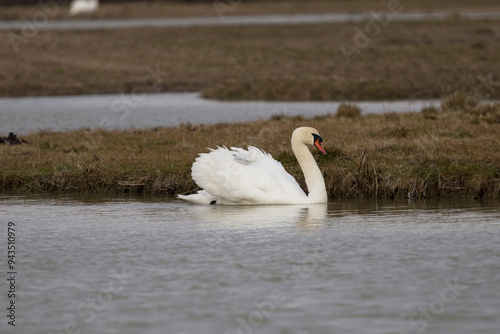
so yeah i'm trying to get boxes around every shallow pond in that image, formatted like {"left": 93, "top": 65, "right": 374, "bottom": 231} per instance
{"left": 0, "top": 195, "right": 499, "bottom": 334}
{"left": 0, "top": 93, "right": 440, "bottom": 135}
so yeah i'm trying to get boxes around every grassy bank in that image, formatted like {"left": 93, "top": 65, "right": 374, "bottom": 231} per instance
{"left": 1, "top": 99, "right": 499, "bottom": 199}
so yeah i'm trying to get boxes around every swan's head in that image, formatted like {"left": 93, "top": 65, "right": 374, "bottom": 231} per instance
{"left": 292, "top": 127, "right": 326, "bottom": 155}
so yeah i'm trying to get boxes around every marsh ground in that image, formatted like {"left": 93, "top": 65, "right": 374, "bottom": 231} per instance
{"left": 1, "top": 1, "right": 500, "bottom": 100}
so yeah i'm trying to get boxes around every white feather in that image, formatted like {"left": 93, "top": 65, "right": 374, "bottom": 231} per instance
{"left": 177, "top": 190, "right": 216, "bottom": 205}
{"left": 188, "top": 146, "right": 307, "bottom": 205}
{"left": 178, "top": 127, "right": 328, "bottom": 205}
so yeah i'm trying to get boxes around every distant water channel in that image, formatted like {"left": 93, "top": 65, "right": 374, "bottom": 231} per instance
{"left": 0, "top": 196, "right": 499, "bottom": 334}
{"left": 0, "top": 93, "right": 440, "bottom": 135}
{"left": 1, "top": 12, "right": 500, "bottom": 31}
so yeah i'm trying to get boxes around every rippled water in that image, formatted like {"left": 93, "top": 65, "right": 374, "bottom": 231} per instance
{"left": 0, "top": 196, "right": 499, "bottom": 334}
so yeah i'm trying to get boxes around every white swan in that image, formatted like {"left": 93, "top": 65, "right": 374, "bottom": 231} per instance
{"left": 177, "top": 127, "right": 327, "bottom": 205}
{"left": 69, "top": 0, "right": 99, "bottom": 16}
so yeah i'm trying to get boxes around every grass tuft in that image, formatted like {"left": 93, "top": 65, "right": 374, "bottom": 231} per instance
{"left": 336, "top": 103, "right": 362, "bottom": 118}
{"left": 441, "top": 92, "right": 478, "bottom": 111}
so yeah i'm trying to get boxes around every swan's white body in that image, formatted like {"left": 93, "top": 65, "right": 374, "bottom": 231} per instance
{"left": 69, "top": 0, "right": 99, "bottom": 16}
{"left": 178, "top": 127, "right": 327, "bottom": 205}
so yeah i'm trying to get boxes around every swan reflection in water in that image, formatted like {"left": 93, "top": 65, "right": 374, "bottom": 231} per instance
{"left": 185, "top": 203, "right": 327, "bottom": 230}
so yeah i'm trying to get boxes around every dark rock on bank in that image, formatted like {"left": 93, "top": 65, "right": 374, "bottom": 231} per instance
{"left": 0, "top": 132, "right": 28, "bottom": 145}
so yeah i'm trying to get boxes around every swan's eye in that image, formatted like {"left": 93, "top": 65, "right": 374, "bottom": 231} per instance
{"left": 312, "top": 133, "right": 323, "bottom": 143}
{"left": 312, "top": 133, "right": 326, "bottom": 155}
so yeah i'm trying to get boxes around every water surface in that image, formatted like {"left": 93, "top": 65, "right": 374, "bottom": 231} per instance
{"left": 0, "top": 196, "right": 499, "bottom": 334}
{"left": 0, "top": 93, "right": 439, "bottom": 135}
{"left": 1, "top": 12, "right": 500, "bottom": 31}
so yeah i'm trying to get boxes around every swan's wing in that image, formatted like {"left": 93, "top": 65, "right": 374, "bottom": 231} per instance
{"left": 191, "top": 146, "right": 307, "bottom": 204}
{"left": 230, "top": 146, "right": 301, "bottom": 188}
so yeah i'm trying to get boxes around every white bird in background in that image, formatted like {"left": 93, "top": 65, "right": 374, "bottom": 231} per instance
{"left": 69, "top": 0, "right": 99, "bottom": 16}
{"left": 178, "top": 127, "right": 328, "bottom": 205}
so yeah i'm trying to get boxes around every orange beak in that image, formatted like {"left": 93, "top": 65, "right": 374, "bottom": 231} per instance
{"left": 314, "top": 139, "right": 326, "bottom": 155}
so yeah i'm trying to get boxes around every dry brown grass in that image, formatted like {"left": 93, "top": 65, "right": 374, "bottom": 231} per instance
{"left": 1, "top": 102, "right": 499, "bottom": 199}
{"left": 0, "top": 14, "right": 500, "bottom": 100}
{"left": 1, "top": 17, "right": 499, "bottom": 100}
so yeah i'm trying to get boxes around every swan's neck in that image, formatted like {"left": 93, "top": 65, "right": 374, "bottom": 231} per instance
{"left": 291, "top": 140, "right": 327, "bottom": 203}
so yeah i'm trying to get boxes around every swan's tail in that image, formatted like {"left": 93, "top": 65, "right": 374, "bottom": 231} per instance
{"left": 177, "top": 190, "right": 217, "bottom": 205}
